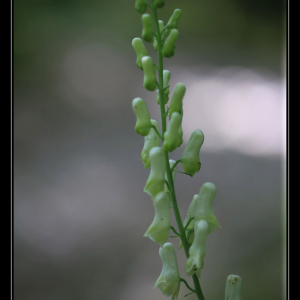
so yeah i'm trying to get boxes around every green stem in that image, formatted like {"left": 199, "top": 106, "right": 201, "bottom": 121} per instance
{"left": 152, "top": 5, "right": 205, "bottom": 300}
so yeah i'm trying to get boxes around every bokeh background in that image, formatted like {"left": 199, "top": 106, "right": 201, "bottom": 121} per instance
{"left": 14, "top": 1, "right": 287, "bottom": 300}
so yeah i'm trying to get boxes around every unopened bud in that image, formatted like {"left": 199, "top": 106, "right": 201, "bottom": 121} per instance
{"left": 166, "top": 9, "right": 182, "bottom": 34}
{"left": 162, "top": 29, "right": 179, "bottom": 58}
{"left": 181, "top": 129, "right": 204, "bottom": 177}
{"left": 142, "top": 56, "right": 157, "bottom": 91}
{"left": 141, "top": 14, "right": 154, "bottom": 42}
{"left": 185, "top": 220, "right": 209, "bottom": 277}
{"left": 144, "top": 192, "right": 170, "bottom": 245}
{"left": 154, "top": 0, "right": 165, "bottom": 8}
{"left": 155, "top": 243, "right": 180, "bottom": 299}
{"left": 144, "top": 147, "right": 166, "bottom": 198}
{"left": 225, "top": 275, "right": 242, "bottom": 300}
{"left": 168, "top": 83, "right": 185, "bottom": 118}
{"left": 132, "top": 97, "right": 152, "bottom": 136}
{"left": 132, "top": 38, "right": 148, "bottom": 70}
{"left": 194, "top": 182, "right": 220, "bottom": 233}
{"left": 163, "top": 112, "right": 182, "bottom": 152}
{"left": 135, "top": 0, "right": 147, "bottom": 14}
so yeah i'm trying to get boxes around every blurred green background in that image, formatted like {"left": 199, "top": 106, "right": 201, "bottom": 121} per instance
{"left": 14, "top": 1, "right": 286, "bottom": 300}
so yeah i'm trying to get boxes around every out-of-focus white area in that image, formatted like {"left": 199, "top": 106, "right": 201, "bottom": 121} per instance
{"left": 180, "top": 67, "right": 286, "bottom": 157}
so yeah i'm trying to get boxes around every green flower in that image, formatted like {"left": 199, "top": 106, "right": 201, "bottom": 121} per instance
{"left": 142, "top": 56, "right": 157, "bottom": 91}
{"left": 162, "top": 29, "right": 179, "bottom": 58}
{"left": 163, "top": 112, "right": 182, "bottom": 152}
{"left": 181, "top": 129, "right": 204, "bottom": 177}
{"left": 135, "top": 0, "right": 147, "bottom": 14}
{"left": 144, "top": 147, "right": 166, "bottom": 198}
{"left": 132, "top": 97, "right": 152, "bottom": 136}
{"left": 193, "top": 182, "right": 220, "bottom": 233}
{"left": 185, "top": 220, "right": 209, "bottom": 277}
{"left": 141, "top": 14, "right": 154, "bottom": 42}
{"left": 155, "top": 242, "right": 181, "bottom": 300}
{"left": 144, "top": 192, "right": 170, "bottom": 245}
{"left": 132, "top": 38, "right": 148, "bottom": 69}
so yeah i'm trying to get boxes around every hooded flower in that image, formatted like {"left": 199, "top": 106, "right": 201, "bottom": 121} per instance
{"left": 178, "top": 194, "right": 198, "bottom": 249}
{"left": 225, "top": 275, "right": 242, "bottom": 300}
{"left": 144, "top": 147, "right": 166, "bottom": 198}
{"left": 144, "top": 192, "right": 170, "bottom": 245}
{"left": 193, "top": 182, "right": 220, "bottom": 233}
{"left": 185, "top": 220, "right": 209, "bottom": 277}
{"left": 141, "top": 119, "right": 160, "bottom": 168}
{"left": 181, "top": 129, "right": 204, "bottom": 177}
{"left": 132, "top": 97, "right": 152, "bottom": 136}
{"left": 155, "top": 242, "right": 180, "bottom": 299}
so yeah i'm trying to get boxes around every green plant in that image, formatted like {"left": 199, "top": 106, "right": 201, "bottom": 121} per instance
{"left": 132, "top": 1, "right": 242, "bottom": 299}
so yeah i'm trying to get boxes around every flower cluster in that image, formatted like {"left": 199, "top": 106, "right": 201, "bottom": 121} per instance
{"left": 131, "top": 1, "right": 242, "bottom": 299}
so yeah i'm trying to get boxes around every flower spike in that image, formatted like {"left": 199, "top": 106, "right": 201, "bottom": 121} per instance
{"left": 144, "top": 192, "right": 171, "bottom": 245}
{"left": 132, "top": 97, "right": 152, "bottom": 136}
{"left": 155, "top": 242, "right": 181, "bottom": 299}
{"left": 144, "top": 147, "right": 166, "bottom": 198}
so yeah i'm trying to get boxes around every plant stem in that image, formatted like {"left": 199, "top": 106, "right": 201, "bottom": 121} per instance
{"left": 152, "top": 6, "right": 205, "bottom": 300}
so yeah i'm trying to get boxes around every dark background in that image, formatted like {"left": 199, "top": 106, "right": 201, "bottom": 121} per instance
{"left": 14, "top": 1, "right": 286, "bottom": 300}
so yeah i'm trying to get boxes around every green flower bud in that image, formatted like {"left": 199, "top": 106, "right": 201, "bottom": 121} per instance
{"left": 168, "top": 83, "right": 185, "bottom": 118}
{"left": 225, "top": 275, "right": 242, "bottom": 300}
{"left": 135, "top": 0, "right": 147, "bottom": 14}
{"left": 141, "top": 14, "right": 154, "bottom": 42}
{"left": 179, "top": 194, "right": 197, "bottom": 249}
{"left": 185, "top": 220, "right": 209, "bottom": 277}
{"left": 141, "top": 56, "right": 157, "bottom": 91}
{"left": 194, "top": 182, "right": 220, "bottom": 233}
{"left": 154, "top": 0, "right": 165, "bottom": 8}
{"left": 153, "top": 20, "right": 164, "bottom": 51}
{"left": 132, "top": 97, "right": 152, "bottom": 136}
{"left": 166, "top": 9, "right": 182, "bottom": 34}
{"left": 163, "top": 112, "right": 182, "bottom": 152}
{"left": 164, "top": 159, "right": 177, "bottom": 193}
{"left": 162, "top": 29, "right": 179, "bottom": 58}
{"left": 156, "top": 70, "right": 171, "bottom": 104}
{"left": 132, "top": 38, "right": 148, "bottom": 70}
{"left": 181, "top": 129, "right": 204, "bottom": 177}
{"left": 144, "top": 192, "right": 170, "bottom": 245}
{"left": 141, "top": 119, "right": 160, "bottom": 168}
{"left": 144, "top": 147, "right": 166, "bottom": 198}
{"left": 155, "top": 242, "right": 180, "bottom": 300}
